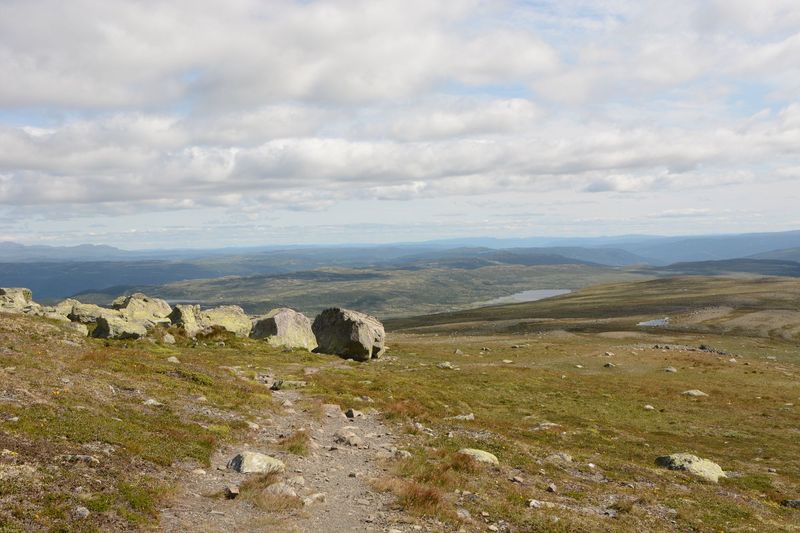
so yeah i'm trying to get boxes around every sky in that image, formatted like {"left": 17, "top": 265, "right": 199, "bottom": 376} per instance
{"left": 0, "top": 0, "right": 799, "bottom": 249}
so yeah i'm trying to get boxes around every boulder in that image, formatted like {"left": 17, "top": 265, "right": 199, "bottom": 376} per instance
{"left": 311, "top": 308, "right": 385, "bottom": 362}
{"left": 68, "top": 301, "right": 122, "bottom": 324}
{"left": 251, "top": 308, "right": 317, "bottom": 351}
{"left": 65, "top": 322, "right": 89, "bottom": 336}
{"left": 0, "top": 288, "right": 32, "bottom": 309}
{"left": 656, "top": 453, "right": 726, "bottom": 483}
{"left": 92, "top": 316, "right": 148, "bottom": 340}
{"left": 202, "top": 305, "right": 252, "bottom": 337}
{"left": 53, "top": 298, "right": 79, "bottom": 317}
{"left": 227, "top": 451, "right": 285, "bottom": 474}
{"left": 169, "top": 304, "right": 205, "bottom": 337}
{"left": 112, "top": 293, "right": 172, "bottom": 327}
{"left": 458, "top": 448, "right": 499, "bottom": 465}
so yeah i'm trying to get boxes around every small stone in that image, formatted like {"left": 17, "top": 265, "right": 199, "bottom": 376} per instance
{"left": 458, "top": 448, "right": 499, "bottom": 465}
{"left": 303, "top": 492, "right": 326, "bottom": 506}
{"left": 227, "top": 451, "right": 285, "bottom": 474}
{"left": 575, "top": 364, "right": 584, "bottom": 368}
{"left": 162, "top": 334, "right": 176, "bottom": 345}
{"left": 143, "top": 398, "right": 163, "bottom": 406}
{"left": 73, "top": 506, "right": 90, "bottom": 519}
{"left": 454, "top": 349, "right": 464, "bottom": 355}
{"left": 437, "top": 361, "right": 455, "bottom": 369}
{"left": 644, "top": 404, "right": 655, "bottom": 411}
{"left": 502, "top": 359, "right": 513, "bottom": 364}
{"left": 456, "top": 507, "right": 471, "bottom": 520}
{"left": 604, "top": 362, "right": 616, "bottom": 368}
{"left": 781, "top": 499, "right": 800, "bottom": 509}
{"left": 664, "top": 367, "right": 678, "bottom": 373}
{"left": 546, "top": 482, "right": 557, "bottom": 493}
{"left": 345, "top": 408, "right": 364, "bottom": 419}
{"left": 488, "top": 525, "right": 499, "bottom": 532}
{"left": 604, "top": 351, "right": 615, "bottom": 356}
{"left": 356, "top": 498, "right": 370, "bottom": 506}
{"left": 682, "top": 389, "right": 708, "bottom": 397}
{"left": 225, "top": 486, "right": 239, "bottom": 499}
{"left": 166, "top": 356, "right": 180, "bottom": 363}
{"left": 191, "top": 468, "right": 206, "bottom": 475}
{"left": 246, "top": 421, "right": 260, "bottom": 430}
{"left": 511, "top": 475, "right": 524, "bottom": 483}
{"left": 266, "top": 482, "right": 296, "bottom": 497}
{"left": 395, "top": 450, "right": 412, "bottom": 460}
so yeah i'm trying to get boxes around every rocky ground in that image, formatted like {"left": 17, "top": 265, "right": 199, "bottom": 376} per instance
{"left": 160, "top": 388, "right": 415, "bottom": 533}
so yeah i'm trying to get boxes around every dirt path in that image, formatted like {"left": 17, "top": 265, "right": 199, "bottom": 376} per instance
{"left": 160, "top": 388, "right": 414, "bottom": 532}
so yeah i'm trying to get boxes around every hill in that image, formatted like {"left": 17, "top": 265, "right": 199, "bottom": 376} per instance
{"left": 645, "top": 258, "right": 800, "bottom": 277}
{"left": 386, "top": 276, "right": 800, "bottom": 340}
{"left": 1, "top": 277, "right": 798, "bottom": 531}
{"left": 78, "top": 264, "right": 648, "bottom": 318}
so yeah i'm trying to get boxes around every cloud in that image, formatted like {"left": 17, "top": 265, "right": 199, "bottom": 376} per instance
{"left": 0, "top": 0, "right": 798, "bottom": 245}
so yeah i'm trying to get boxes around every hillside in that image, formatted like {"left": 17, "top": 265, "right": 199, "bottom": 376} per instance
{"left": 1, "top": 278, "right": 799, "bottom": 531}
{"left": 79, "top": 264, "right": 648, "bottom": 318}
{"left": 387, "top": 276, "right": 800, "bottom": 340}
{"left": 645, "top": 258, "right": 800, "bottom": 277}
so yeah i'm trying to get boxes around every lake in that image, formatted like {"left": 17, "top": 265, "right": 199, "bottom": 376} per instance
{"left": 478, "top": 289, "right": 571, "bottom": 307}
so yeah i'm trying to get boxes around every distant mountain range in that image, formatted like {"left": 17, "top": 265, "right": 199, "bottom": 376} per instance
{"left": 3, "top": 229, "right": 800, "bottom": 301}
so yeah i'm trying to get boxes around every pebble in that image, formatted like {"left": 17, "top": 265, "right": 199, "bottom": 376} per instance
{"left": 664, "top": 367, "right": 678, "bottom": 373}
{"left": 604, "top": 362, "right": 616, "bottom": 368}
{"left": 166, "top": 356, "right": 180, "bottom": 364}
{"left": 546, "top": 482, "right": 557, "bottom": 493}
{"left": 502, "top": 359, "right": 513, "bottom": 364}
{"left": 143, "top": 398, "right": 163, "bottom": 406}
{"left": 682, "top": 389, "right": 708, "bottom": 397}
{"left": 644, "top": 404, "right": 655, "bottom": 411}
{"left": 73, "top": 506, "right": 90, "bottom": 519}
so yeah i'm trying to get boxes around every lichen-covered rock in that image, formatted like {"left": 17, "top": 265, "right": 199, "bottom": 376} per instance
{"left": 656, "top": 453, "right": 726, "bottom": 483}
{"left": 458, "top": 448, "right": 499, "bottom": 465}
{"left": 311, "top": 308, "right": 385, "bottom": 362}
{"left": 91, "top": 316, "right": 148, "bottom": 340}
{"left": 169, "top": 304, "right": 204, "bottom": 337}
{"left": 112, "top": 293, "right": 172, "bottom": 327}
{"left": 170, "top": 304, "right": 252, "bottom": 338}
{"left": 251, "top": 308, "right": 317, "bottom": 351}
{"left": 227, "top": 451, "right": 285, "bottom": 474}
{"left": 67, "top": 301, "right": 122, "bottom": 324}
{"left": 202, "top": 305, "right": 252, "bottom": 337}
{"left": 0, "top": 288, "right": 32, "bottom": 309}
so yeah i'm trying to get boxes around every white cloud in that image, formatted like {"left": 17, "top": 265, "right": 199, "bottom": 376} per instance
{"left": 0, "top": 0, "right": 798, "bottom": 245}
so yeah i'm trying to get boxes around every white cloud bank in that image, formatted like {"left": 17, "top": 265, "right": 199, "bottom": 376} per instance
{"left": 0, "top": 0, "right": 798, "bottom": 246}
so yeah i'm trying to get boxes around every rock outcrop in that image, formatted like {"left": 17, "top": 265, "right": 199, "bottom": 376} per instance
{"left": 92, "top": 316, "right": 148, "bottom": 340}
{"left": 251, "top": 308, "right": 317, "bottom": 351}
{"left": 169, "top": 304, "right": 252, "bottom": 337}
{"left": 0, "top": 288, "right": 33, "bottom": 311}
{"left": 66, "top": 301, "right": 122, "bottom": 324}
{"left": 202, "top": 305, "right": 252, "bottom": 337}
{"left": 458, "top": 448, "right": 499, "bottom": 465}
{"left": 112, "top": 293, "right": 172, "bottom": 327}
{"left": 311, "top": 308, "right": 385, "bottom": 362}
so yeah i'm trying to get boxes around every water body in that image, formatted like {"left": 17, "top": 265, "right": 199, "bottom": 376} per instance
{"left": 479, "top": 289, "right": 571, "bottom": 307}
{"left": 637, "top": 317, "right": 670, "bottom": 327}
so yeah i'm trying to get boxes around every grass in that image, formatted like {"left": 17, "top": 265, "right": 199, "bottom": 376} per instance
{"left": 278, "top": 430, "right": 311, "bottom": 456}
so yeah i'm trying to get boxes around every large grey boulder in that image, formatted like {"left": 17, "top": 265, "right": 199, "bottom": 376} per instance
{"left": 251, "top": 308, "right": 317, "bottom": 351}
{"left": 202, "top": 305, "right": 252, "bottom": 337}
{"left": 311, "top": 308, "right": 385, "bottom": 362}
{"left": 112, "top": 293, "right": 172, "bottom": 327}
{"left": 92, "top": 316, "right": 148, "bottom": 339}
{"left": 656, "top": 453, "right": 726, "bottom": 483}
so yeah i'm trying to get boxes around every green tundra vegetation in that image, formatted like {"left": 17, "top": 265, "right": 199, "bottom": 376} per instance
{"left": 1, "top": 275, "right": 798, "bottom": 531}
